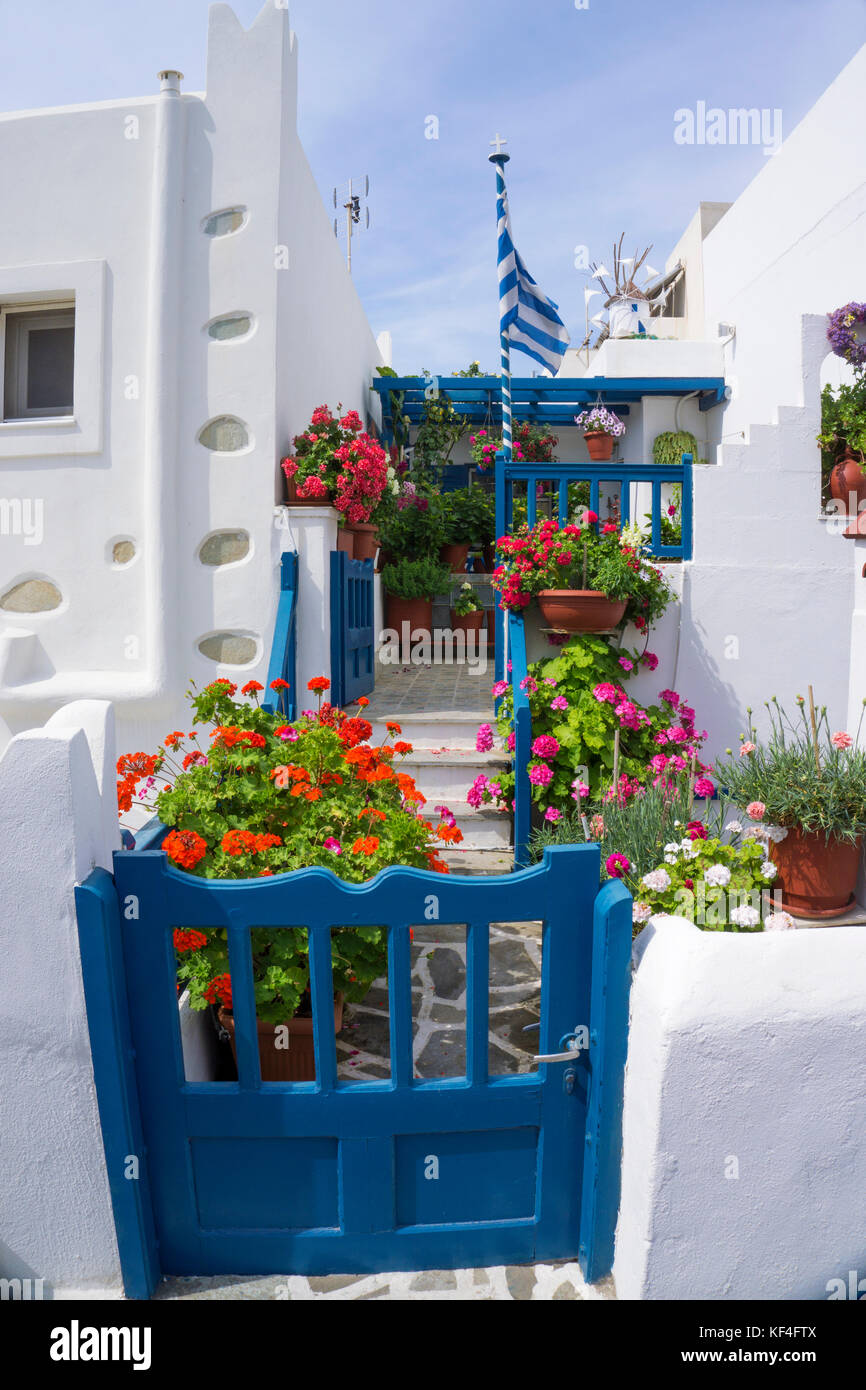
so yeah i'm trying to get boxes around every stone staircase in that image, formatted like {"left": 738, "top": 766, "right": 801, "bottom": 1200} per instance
{"left": 369, "top": 711, "right": 513, "bottom": 875}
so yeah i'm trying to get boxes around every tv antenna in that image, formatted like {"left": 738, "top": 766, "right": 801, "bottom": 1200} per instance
{"left": 332, "top": 175, "right": 371, "bottom": 274}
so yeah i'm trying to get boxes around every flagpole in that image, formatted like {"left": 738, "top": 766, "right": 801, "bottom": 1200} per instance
{"left": 489, "top": 142, "right": 513, "bottom": 463}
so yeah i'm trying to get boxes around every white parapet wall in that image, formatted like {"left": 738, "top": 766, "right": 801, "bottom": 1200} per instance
{"left": 614, "top": 914, "right": 866, "bottom": 1301}
{"left": 0, "top": 701, "right": 123, "bottom": 1297}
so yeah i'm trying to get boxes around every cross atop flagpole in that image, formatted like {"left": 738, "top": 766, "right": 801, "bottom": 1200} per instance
{"left": 489, "top": 135, "right": 513, "bottom": 463}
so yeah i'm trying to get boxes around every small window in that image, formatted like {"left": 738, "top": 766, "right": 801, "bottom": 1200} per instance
{"left": 3, "top": 305, "right": 75, "bottom": 420}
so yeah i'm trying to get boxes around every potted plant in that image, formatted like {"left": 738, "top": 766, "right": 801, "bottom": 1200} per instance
{"left": 652, "top": 430, "right": 704, "bottom": 468}
{"left": 818, "top": 370, "right": 866, "bottom": 513}
{"left": 375, "top": 484, "right": 445, "bottom": 571}
{"left": 469, "top": 422, "right": 559, "bottom": 474}
{"left": 493, "top": 513, "right": 673, "bottom": 634}
{"left": 380, "top": 556, "right": 451, "bottom": 635}
{"left": 281, "top": 405, "right": 397, "bottom": 557}
{"left": 574, "top": 405, "right": 626, "bottom": 462}
{"left": 440, "top": 487, "right": 495, "bottom": 572}
{"left": 715, "top": 693, "right": 866, "bottom": 919}
{"left": 450, "top": 581, "right": 485, "bottom": 639}
{"left": 116, "top": 676, "right": 458, "bottom": 1081}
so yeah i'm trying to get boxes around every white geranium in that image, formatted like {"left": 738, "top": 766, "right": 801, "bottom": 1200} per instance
{"left": 664, "top": 841, "right": 680, "bottom": 865}
{"left": 679, "top": 840, "right": 699, "bottom": 860}
{"left": 641, "top": 868, "right": 671, "bottom": 892}
{"left": 724, "top": 819, "right": 743, "bottom": 835}
{"left": 632, "top": 902, "right": 652, "bottom": 924}
{"left": 765, "top": 911, "right": 796, "bottom": 931}
{"left": 704, "top": 864, "right": 731, "bottom": 888}
{"left": 760, "top": 860, "right": 777, "bottom": 880}
{"left": 730, "top": 904, "right": 761, "bottom": 928}
{"left": 765, "top": 825, "right": 788, "bottom": 844}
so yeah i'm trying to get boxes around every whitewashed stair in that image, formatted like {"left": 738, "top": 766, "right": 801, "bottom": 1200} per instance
{"left": 370, "top": 711, "right": 513, "bottom": 874}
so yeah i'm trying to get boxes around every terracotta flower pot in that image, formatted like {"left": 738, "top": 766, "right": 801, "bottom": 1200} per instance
{"left": 449, "top": 609, "right": 485, "bottom": 635}
{"left": 385, "top": 594, "right": 433, "bottom": 635}
{"left": 336, "top": 527, "right": 355, "bottom": 558}
{"left": 219, "top": 995, "right": 344, "bottom": 1083}
{"left": 829, "top": 449, "right": 866, "bottom": 515}
{"left": 350, "top": 523, "right": 379, "bottom": 563}
{"left": 284, "top": 475, "right": 330, "bottom": 507}
{"left": 440, "top": 542, "right": 471, "bottom": 573}
{"left": 537, "top": 589, "right": 627, "bottom": 633}
{"left": 769, "top": 828, "right": 862, "bottom": 920}
{"left": 584, "top": 431, "right": 615, "bottom": 462}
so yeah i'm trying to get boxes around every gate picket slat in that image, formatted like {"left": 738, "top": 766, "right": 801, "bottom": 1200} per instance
{"left": 308, "top": 927, "right": 338, "bottom": 1093}
{"left": 227, "top": 920, "right": 260, "bottom": 1091}
{"left": 388, "top": 923, "right": 413, "bottom": 1088}
{"left": 466, "top": 921, "right": 490, "bottom": 1087}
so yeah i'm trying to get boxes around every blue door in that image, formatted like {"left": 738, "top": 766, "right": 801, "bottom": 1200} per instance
{"left": 330, "top": 552, "right": 374, "bottom": 706}
{"left": 76, "top": 844, "right": 631, "bottom": 1292}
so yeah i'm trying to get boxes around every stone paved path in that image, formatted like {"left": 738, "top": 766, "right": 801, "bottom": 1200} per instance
{"left": 337, "top": 920, "right": 542, "bottom": 1081}
{"left": 156, "top": 1265, "right": 616, "bottom": 1300}
{"left": 364, "top": 659, "right": 493, "bottom": 718}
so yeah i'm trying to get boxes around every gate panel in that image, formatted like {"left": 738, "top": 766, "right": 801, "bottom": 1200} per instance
{"left": 78, "top": 842, "right": 632, "bottom": 1289}
{"left": 330, "top": 551, "right": 374, "bottom": 706}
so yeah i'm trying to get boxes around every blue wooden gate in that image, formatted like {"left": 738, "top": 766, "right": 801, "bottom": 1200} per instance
{"left": 330, "top": 552, "right": 374, "bottom": 706}
{"left": 75, "top": 844, "right": 632, "bottom": 1298}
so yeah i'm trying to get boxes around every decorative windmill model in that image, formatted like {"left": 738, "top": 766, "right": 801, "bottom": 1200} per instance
{"left": 582, "top": 235, "right": 662, "bottom": 352}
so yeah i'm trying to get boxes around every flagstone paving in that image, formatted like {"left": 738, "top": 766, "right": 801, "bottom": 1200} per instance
{"left": 363, "top": 658, "right": 494, "bottom": 718}
{"left": 155, "top": 1264, "right": 616, "bottom": 1300}
{"left": 337, "top": 919, "right": 542, "bottom": 1081}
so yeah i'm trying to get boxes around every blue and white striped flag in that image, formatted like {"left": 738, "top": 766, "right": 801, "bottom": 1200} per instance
{"left": 496, "top": 167, "right": 570, "bottom": 376}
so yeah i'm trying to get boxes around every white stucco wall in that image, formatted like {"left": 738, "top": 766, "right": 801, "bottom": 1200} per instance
{"left": 0, "top": 2, "right": 382, "bottom": 763}
{"left": 0, "top": 702, "right": 123, "bottom": 1297}
{"left": 615, "top": 914, "right": 866, "bottom": 1301}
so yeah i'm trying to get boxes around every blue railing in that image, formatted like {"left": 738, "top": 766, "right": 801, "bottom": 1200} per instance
{"left": 263, "top": 550, "right": 298, "bottom": 721}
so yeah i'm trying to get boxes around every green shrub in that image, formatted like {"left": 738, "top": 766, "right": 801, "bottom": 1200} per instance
{"left": 381, "top": 556, "right": 451, "bottom": 600}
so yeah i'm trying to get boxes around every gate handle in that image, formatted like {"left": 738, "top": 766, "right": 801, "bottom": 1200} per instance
{"left": 534, "top": 1031, "right": 583, "bottom": 1064}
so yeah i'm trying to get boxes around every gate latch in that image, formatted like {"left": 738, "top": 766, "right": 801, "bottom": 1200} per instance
{"left": 533, "top": 1030, "right": 583, "bottom": 1064}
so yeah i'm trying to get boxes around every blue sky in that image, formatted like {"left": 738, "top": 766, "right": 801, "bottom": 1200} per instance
{"left": 1, "top": 0, "right": 864, "bottom": 372}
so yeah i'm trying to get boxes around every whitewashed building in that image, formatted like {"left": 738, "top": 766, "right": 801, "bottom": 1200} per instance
{"left": 0, "top": 1, "right": 382, "bottom": 760}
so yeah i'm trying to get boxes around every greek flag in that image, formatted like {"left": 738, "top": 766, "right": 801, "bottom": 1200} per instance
{"left": 496, "top": 167, "right": 570, "bottom": 375}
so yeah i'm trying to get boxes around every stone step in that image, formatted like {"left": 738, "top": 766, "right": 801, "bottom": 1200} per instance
{"left": 446, "top": 800, "right": 512, "bottom": 850}
{"left": 401, "top": 748, "right": 509, "bottom": 800}
{"left": 438, "top": 848, "right": 514, "bottom": 876}
{"left": 369, "top": 711, "right": 491, "bottom": 751}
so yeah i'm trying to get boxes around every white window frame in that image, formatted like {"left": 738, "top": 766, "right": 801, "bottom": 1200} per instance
{"left": 0, "top": 260, "right": 105, "bottom": 459}
{"left": 1, "top": 302, "right": 76, "bottom": 421}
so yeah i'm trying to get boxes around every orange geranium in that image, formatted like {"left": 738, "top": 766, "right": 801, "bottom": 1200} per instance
{"left": 163, "top": 829, "right": 208, "bottom": 870}
{"left": 352, "top": 836, "right": 380, "bottom": 856}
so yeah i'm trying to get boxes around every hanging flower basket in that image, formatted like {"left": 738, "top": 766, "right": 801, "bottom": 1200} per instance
{"left": 827, "top": 303, "right": 866, "bottom": 368}
{"left": 574, "top": 406, "right": 626, "bottom": 462}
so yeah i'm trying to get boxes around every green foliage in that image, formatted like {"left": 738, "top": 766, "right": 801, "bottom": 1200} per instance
{"left": 651, "top": 430, "right": 704, "bottom": 467}
{"left": 381, "top": 555, "right": 451, "bottom": 600}
{"left": 442, "top": 486, "right": 495, "bottom": 545}
{"left": 818, "top": 373, "right": 866, "bottom": 498}
{"left": 412, "top": 390, "right": 466, "bottom": 486}
{"left": 453, "top": 581, "right": 482, "bottom": 616}
{"left": 377, "top": 493, "right": 445, "bottom": 560}
{"left": 376, "top": 366, "right": 411, "bottom": 456}
{"left": 630, "top": 830, "right": 775, "bottom": 933}
{"left": 715, "top": 695, "right": 866, "bottom": 843}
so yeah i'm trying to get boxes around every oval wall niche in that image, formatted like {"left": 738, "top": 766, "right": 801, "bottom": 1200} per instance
{"left": 198, "top": 530, "right": 250, "bottom": 567}
{"left": 202, "top": 206, "right": 247, "bottom": 238}
{"left": 112, "top": 539, "right": 136, "bottom": 566}
{"left": 198, "top": 416, "right": 250, "bottom": 452}
{"left": 0, "top": 577, "right": 62, "bottom": 612}
{"left": 207, "top": 313, "right": 253, "bottom": 342}
{"left": 197, "top": 632, "right": 258, "bottom": 665}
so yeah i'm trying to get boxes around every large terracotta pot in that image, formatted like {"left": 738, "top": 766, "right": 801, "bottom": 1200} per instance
{"left": 829, "top": 449, "right": 866, "bottom": 515}
{"left": 584, "top": 431, "right": 614, "bottom": 462}
{"left": 284, "top": 475, "right": 330, "bottom": 507}
{"left": 219, "top": 995, "right": 344, "bottom": 1083}
{"left": 440, "top": 542, "right": 471, "bottom": 573}
{"left": 449, "top": 609, "right": 485, "bottom": 636}
{"left": 770, "top": 828, "right": 862, "bottom": 920}
{"left": 336, "top": 527, "right": 354, "bottom": 557}
{"left": 350, "top": 523, "right": 379, "bottom": 563}
{"left": 537, "top": 589, "right": 627, "bottom": 633}
{"left": 385, "top": 594, "right": 433, "bottom": 635}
